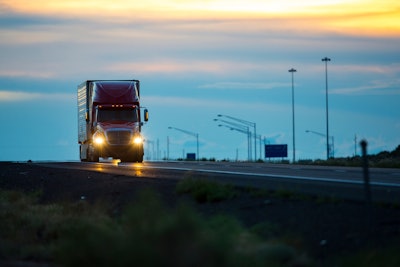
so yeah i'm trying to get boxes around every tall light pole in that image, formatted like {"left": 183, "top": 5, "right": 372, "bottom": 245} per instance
{"left": 322, "top": 57, "right": 331, "bottom": 159}
{"left": 217, "top": 114, "right": 256, "bottom": 161}
{"left": 354, "top": 134, "right": 357, "bottom": 157}
{"left": 167, "top": 136, "right": 169, "bottom": 160}
{"left": 168, "top": 127, "right": 199, "bottom": 160}
{"left": 288, "top": 68, "right": 297, "bottom": 163}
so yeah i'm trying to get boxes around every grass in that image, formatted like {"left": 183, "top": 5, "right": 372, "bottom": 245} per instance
{"left": 0, "top": 190, "right": 112, "bottom": 263}
{"left": 0, "top": 188, "right": 310, "bottom": 267}
{"left": 2, "top": 174, "right": 400, "bottom": 267}
{"left": 337, "top": 246, "right": 400, "bottom": 267}
{"left": 176, "top": 177, "right": 237, "bottom": 203}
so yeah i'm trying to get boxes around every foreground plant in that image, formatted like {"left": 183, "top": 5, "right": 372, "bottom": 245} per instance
{"left": 0, "top": 189, "right": 310, "bottom": 267}
{"left": 176, "top": 177, "right": 237, "bottom": 203}
{"left": 57, "top": 190, "right": 309, "bottom": 267}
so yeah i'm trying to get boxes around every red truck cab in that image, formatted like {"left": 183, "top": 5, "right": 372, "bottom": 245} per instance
{"left": 78, "top": 80, "right": 148, "bottom": 162}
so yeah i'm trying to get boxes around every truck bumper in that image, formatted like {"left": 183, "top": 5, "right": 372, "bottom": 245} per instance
{"left": 95, "top": 143, "right": 144, "bottom": 162}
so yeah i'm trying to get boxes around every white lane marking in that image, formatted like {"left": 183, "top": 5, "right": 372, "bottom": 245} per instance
{"left": 138, "top": 165, "right": 400, "bottom": 188}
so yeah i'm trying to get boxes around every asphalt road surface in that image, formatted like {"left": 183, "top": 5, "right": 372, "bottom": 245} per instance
{"left": 38, "top": 161, "right": 400, "bottom": 203}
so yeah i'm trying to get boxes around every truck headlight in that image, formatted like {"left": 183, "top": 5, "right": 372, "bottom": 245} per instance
{"left": 93, "top": 132, "right": 105, "bottom": 145}
{"left": 133, "top": 136, "right": 143, "bottom": 144}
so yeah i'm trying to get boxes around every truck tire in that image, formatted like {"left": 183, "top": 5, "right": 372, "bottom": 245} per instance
{"left": 91, "top": 152, "right": 99, "bottom": 162}
{"left": 137, "top": 154, "right": 143, "bottom": 163}
{"left": 123, "top": 154, "right": 139, "bottom": 163}
{"left": 88, "top": 148, "right": 99, "bottom": 162}
{"left": 79, "top": 146, "right": 87, "bottom": 162}
{"left": 136, "top": 146, "right": 144, "bottom": 163}
{"left": 123, "top": 149, "right": 143, "bottom": 162}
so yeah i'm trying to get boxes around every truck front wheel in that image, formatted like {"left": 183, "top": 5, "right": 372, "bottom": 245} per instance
{"left": 80, "top": 145, "right": 87, "bottom": 162}
{"left": 136, "top": 146, "right": 144, "bottom": 162}
{"left": 88, "top": 147, "right": 99, "bottom": 162}
{"left": 123, "top": 148, "right": 143, "bottom": 163}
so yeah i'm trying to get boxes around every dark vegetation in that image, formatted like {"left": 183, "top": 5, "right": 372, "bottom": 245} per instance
{"left": 298, "top": 145, "right": 400, "bottom": 168}
{"left": 0, "top": 187, "right": 311, "bottom": 267}
{"left": 171, "top": 145, "right": 400, "bottom": 169}
{"left": 0, "top": 153, "right": 400, "bottom": 266}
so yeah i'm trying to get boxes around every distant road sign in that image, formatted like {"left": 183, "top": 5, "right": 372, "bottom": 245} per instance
{"left": 186, "top": 153, "right": 196, "bottom": 160}
{"left": 265, "top": 144, "right": 288, "bottom": 158}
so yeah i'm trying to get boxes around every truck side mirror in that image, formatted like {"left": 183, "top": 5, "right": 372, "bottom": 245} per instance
{"left": 144, "top": 109, "right": 149, "bottom": 122}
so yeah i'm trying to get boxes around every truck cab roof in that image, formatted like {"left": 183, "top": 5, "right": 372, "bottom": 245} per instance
{"left": 92, "top": 80, "right": 140, "bottom": 105}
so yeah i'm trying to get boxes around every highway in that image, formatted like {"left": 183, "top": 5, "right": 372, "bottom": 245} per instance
{"left": 39, "top": 161, "right": 400, "bottom": 203}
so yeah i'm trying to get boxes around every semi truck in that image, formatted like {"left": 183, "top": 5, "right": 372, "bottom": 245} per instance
{"left": 78, "top": 80, "right": 148, "bottom": 162}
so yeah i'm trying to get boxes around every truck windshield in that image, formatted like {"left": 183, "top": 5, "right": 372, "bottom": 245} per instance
{"left": 97, "top": 108, "right": 138, "bottom": 122}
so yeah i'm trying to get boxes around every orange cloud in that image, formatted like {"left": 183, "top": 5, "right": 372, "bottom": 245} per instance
{"left": 2, "top": 0, "right": 399, "bottom": 36}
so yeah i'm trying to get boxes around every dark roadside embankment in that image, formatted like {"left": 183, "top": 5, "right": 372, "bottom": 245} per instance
{"left": 0, "top": 162, "right": 400, "bottom": 267}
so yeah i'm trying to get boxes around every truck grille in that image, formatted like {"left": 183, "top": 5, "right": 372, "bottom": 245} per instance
{"left": 106, "top": 130, "right": 132, "bottom": 145}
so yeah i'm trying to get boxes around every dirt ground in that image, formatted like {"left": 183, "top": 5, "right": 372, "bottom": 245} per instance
{"left": 1, "top": 162, "right": 400, "bottom": 265}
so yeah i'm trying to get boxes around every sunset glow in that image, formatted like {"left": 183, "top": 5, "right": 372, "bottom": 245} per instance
{"left": 4, "top": 0, "right": 396, "bottom": 14}
{"left": 0, "top": 0, "right": 399, "bottom": 161}
{"left": 2, "top": 0, "right": 399, "bottom": 36}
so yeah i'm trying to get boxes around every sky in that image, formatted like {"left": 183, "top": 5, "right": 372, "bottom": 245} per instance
{"left": 0, "top": 0, "right": 399, "bottom": 162}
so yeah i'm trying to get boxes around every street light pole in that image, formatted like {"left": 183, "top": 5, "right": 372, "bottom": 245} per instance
{"left": 215, "top": 119, "right": 251, "bottom": 161}
{"left": 305, "top": 130, "right": 334, "bottom": 158}
{"left": 167, "top": 136, "right": 169, "bottom": 160}
{"left": 168, "top": 127, "right": 199, "bottom": 160}
{"left": 218, "top": 124, "right": 251, "bottom": 161}
{"left": 322, "top": 57, "right": 331, "bottom": 159}
{"left": 289, "top": 68, "right": 297, "bottom": 163}
{"left": 217, "top": 114, "right": 256, "bottom": 161}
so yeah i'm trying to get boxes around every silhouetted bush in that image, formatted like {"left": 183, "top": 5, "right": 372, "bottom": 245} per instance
{"left": 176, "top": 177, "right": 236, "bottom": 203}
